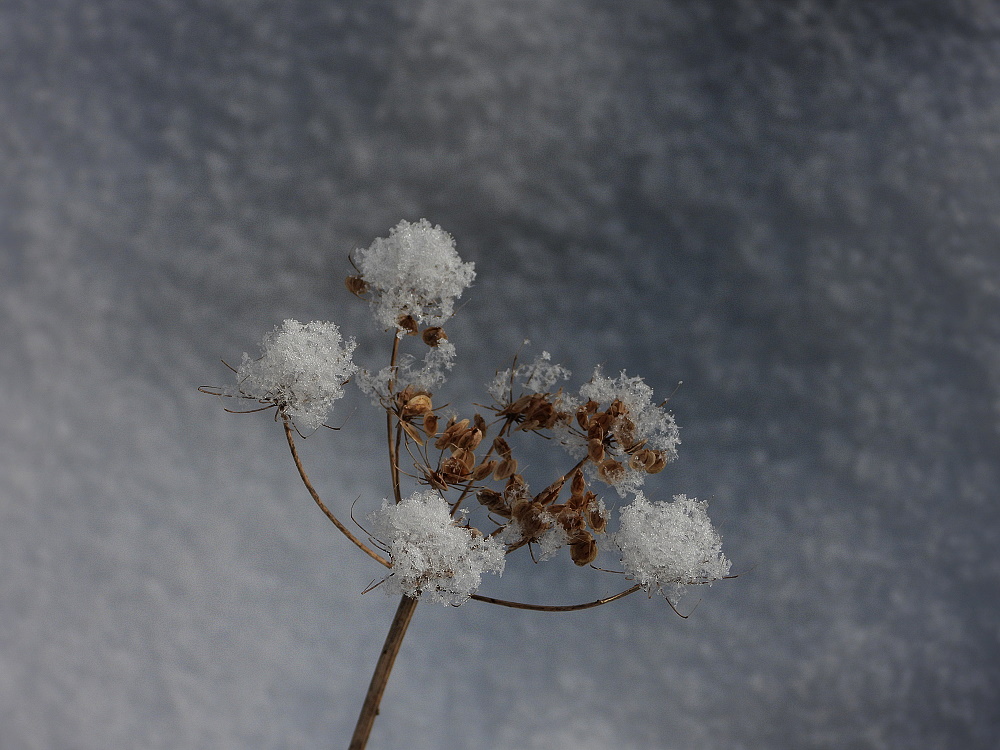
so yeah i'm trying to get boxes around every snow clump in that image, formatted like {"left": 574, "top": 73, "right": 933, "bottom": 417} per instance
{"left": 232, "top": 319, "right": 357, "bottom": 432}
{"left": 370, "top": 490, "right": 506, "bottom": 606}
{"left": 613, "top": 492, "right": 730, "bottom": 601}
{"left": 355, "top": 219, "right": 476, "bottom": 334}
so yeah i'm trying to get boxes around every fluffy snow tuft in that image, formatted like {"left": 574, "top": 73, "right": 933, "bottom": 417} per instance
{"left": 232, "top": 319, "right": 357, "bottom": 432}
{"left": 355, "top": 219, "right": 475, "bottom": 334}
{"left": 370, "top": 490, "right": 505, "bottom": 606}
{"left": 613, "top": 492, "right": 730, "bottom": 601}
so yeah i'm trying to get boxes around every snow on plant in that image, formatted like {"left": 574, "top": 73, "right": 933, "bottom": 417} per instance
{"left": 224, "top": 319, "right": 357, "bottom": 432}
{"left": 559, "top": 366, "right": 682, "bottom": 497}
{"left": 349, "top": 218, "right": 476, "bottom": 334}
{"left": 370, "top": 490, "right": 506, "bottom": 605}
{"left": 202, "top": 220, "right": 734, "bottom": 749}
{"left": 614, "top": 492, "right": 731, "bottom": 602}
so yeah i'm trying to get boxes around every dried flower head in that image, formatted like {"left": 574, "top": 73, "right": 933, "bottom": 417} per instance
{"left": 370, "top": 490, "right": 505, "bottom": 606}
{"left": 563, "top": 368, "right": 681, "bottom": 496}
{"left": 231, "top": 319, "right": 357, "bottom": 432}
{"left": 613, "top": 492, "right": 731, "bottom": 602}
{"left": 354, "top": 219, "right": 476, "bottom": 335}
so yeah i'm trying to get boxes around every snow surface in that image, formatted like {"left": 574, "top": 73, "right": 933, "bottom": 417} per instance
{"left": 2, "top": 2, "right": 999, "bottom": 748}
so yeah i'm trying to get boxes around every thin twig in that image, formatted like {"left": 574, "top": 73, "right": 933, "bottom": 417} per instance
{"left": 283, "top": 422, "right": 390, "bottom": 568}
{"left": 469, "top": 584, "right": 642, "bottom": 611}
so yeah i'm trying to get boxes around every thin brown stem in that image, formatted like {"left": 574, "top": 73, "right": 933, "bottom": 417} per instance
{"left": 283, "top": 422, "right": 390, "bottom": 568}
{"left": 349, "top": 594, "right": 419, "bottom": 750}
{"left": 386, "top": 335, "right": 403, "bottom": 504}
{"left": 469, "top": 584, "right": 642, "bottom": 611}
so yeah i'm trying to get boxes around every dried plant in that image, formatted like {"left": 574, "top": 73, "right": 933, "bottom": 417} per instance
{"left": 202, "top": 219, "right": 734, "bottom": 748}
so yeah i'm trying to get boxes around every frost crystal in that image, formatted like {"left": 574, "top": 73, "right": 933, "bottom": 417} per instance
{"left": 357, "top": 341, "right": 457, "bottom": 404}
{"left": 232, "top": 320, "right": 357, "bottom": 432}
{"left": 370, "top": 490, "right": 505, "bottom": 606}
{"left": 488, "top": 350, "right": 571, "bottom": 402}
{"left": 613, "top": 492, "right": 730, "bottom": 601}
{"left": 355, "top": 219, "right": 476, "bottom": 334}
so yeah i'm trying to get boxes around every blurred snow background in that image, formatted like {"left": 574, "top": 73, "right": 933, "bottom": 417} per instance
{"left": 2, "top": 1, "right": 999, "bottom": 747}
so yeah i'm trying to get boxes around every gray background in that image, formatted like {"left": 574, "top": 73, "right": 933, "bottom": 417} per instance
{"left": 2, "top": 1, "right": 999, "bottom": 748}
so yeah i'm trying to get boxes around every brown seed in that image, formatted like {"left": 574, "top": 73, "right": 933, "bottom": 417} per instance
{"left": 452, "top": 447, "right": 476, "bottom": 474}
{"left": 587, "top": 438, "right": 605, "bottom": 463}
{"left": 597, "top": 458, "right": 626, "bottom": 485}
{"left": 476, "top": 488, "right": 510, "bottom": 516}
{"left": 569, "top": 532, "right": 598, "bottom": 566}
{"left": 421, "top": 327, "right": 447, "bottom": 347}
{"left": 345, "top": 275, "right": 368, "bottom": 296}
{"left": 402, "top": 393, "right": 433, "bottom": 417}
{"left": 457, "top": 427, "right": 483, "bottom": 451}
{"left": 400, "top": 420, "right": 424, "bottom": 445}
{"left": 494, "top": 457, "right": 518, "bottom": 480}
{"left": 570, "top": 469, "right": 586, "bottom": 499}
{"left": 585, "top": 502, "right": 608, "bottom": 533}
{"left": 493, "top": 436, "right": 512, "bottom": 458}
{"left": 647, "top": 451, "right": 668, "bottom": 474}
{"left": 423, "top": 412, "right": 439, "bottom": 437}
{"left": 471, "top": 459, "right": 498, "bottom": 481}
{"left": 397, "top": 314, "right": 419, "bottom": 335}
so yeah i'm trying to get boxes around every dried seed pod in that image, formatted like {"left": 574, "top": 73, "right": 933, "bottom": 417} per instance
{"left": 402, "top": 393, "right": 433, "bottom": 417}
{"left": 456, "top": 427, "right": 483, "bottom": 451}
{"left": 535, "top": 476, "right": 566, "bottom": 506}
{"left": 423, "top": 412, "right": 439, "bottom": 437}
{"left": 494, "top": 456, "right": 518, "bottom": 481}
{"left": 473, "top": 413, "right": 488, "bottom": 433}
{"left": 556, "top": 507, "right": 586, "bottom": 537}
{"left": 476, "top": 488, "right": 510, "bottom": 516}
{"left": 646, "top": 450, "right": 668, "bottom": 474}
{"left": 597, "top": 458, "right": 626, "bottom": 485}
{"left": 451, "top": 447, "right": 476, "bottom": 474}
{"left": 397, "top": 314, "right": 419, "bottom": 335}
{"left": 440, "top": 456, "right": 469, "bottom": 483}
{"left": 345, "top": 275, "right": 368, "bottom": 296}
{"left": 471, "top": 459, "right": 498, "bottom": 481}
{"left": 435, "top": 418, "right": 470, "bottom": 450}
{"left": 570, "top": 469, "right": 586, "bottom": 499}
{"left": 400, "top": 420, "right": 425, "bottom": 445}
{"left": 421, "top": 326, "right": 447, "bottom": 347}
{"left": 512, "top": 500, "right": 550, "bottom": 540}
{"left": 587, "top": 438, "right": 605, "bottom": 463}
{"left": 585, "top": 501, "right": 607, "bottom": 533}
{"left": 493, "top": 436, "right": 512, "bottom": 458}
{"left": 569, "top": 532, "right": 598, "bottom": 566}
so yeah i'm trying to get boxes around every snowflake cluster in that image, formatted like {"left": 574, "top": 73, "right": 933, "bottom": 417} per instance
{"left": 370, "top": 491, "right": 506, "bottom": 606}
{"left": 613, "top": 492, "right": 731, "bottom": 602}
{"left": 487, "top": 350, "right": 572, "bottom": 403}
{"left": 355, "top": 219, "right": 476, "bottom": 335}
{"left": 232, "top": 319, "right": 357, "bottom": 432}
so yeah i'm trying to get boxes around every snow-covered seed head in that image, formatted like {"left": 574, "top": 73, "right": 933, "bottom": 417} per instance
{"left": 370, "top": 490, "right": 505, "bottom": 606}
{"left": 613, "top": 492, "right": 731, "bottom": 602}
{"left": 232, "top": 319, "right": 357, "bottom": 432}
{"left": 354, "top": 219, "right": 476, "bottom": 335}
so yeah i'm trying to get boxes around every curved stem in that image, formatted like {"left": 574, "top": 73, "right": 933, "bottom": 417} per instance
{"left": 283, "top": 422, "right": 390, "bottom": 568}
{"left": 349, "top": 595, "right": 419, "bottom": 750}
{"left": 469, "top": 584, "right": 642, "bottom": 612}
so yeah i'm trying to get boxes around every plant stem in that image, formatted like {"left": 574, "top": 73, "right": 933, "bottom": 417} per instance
{"left": 349, "top": 594, "right": 419, "bottom": 750}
